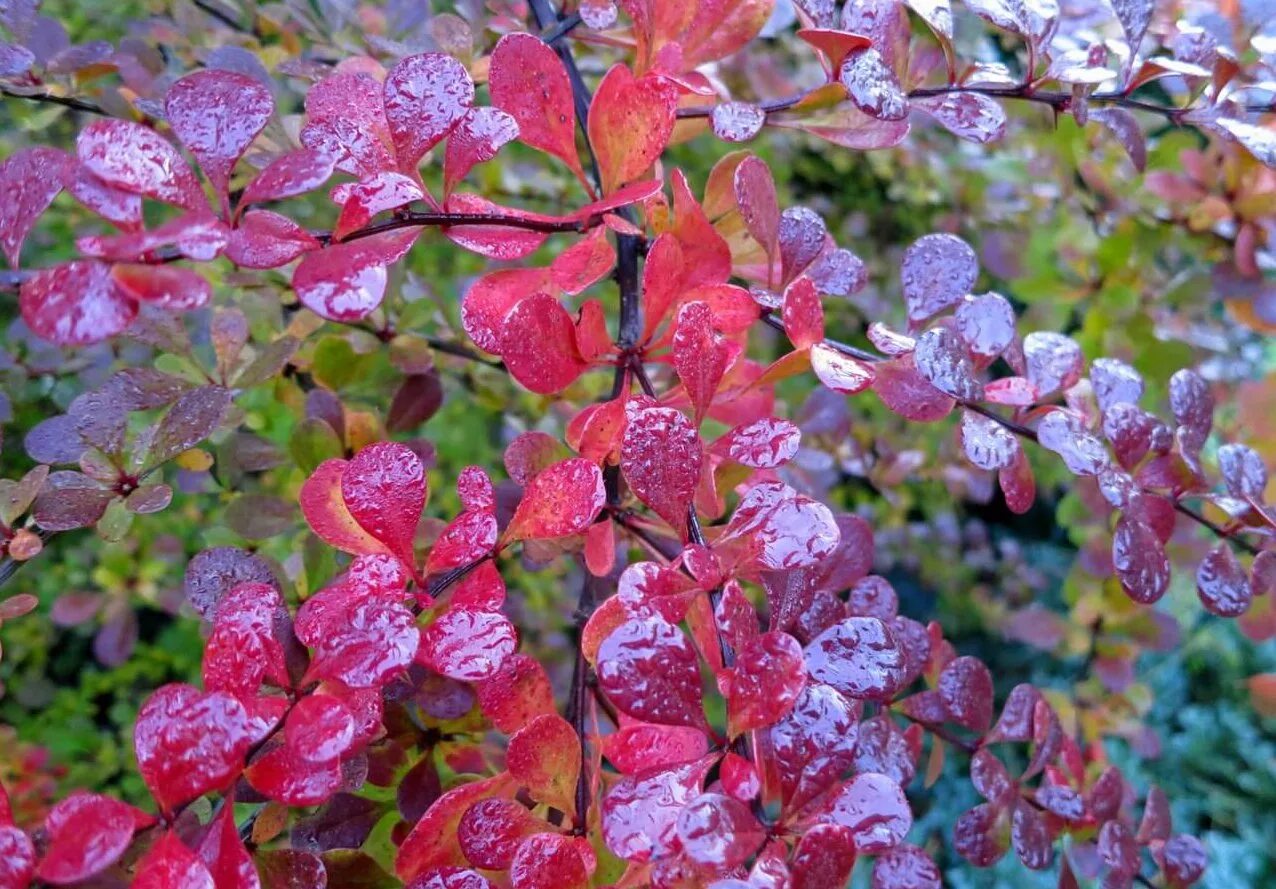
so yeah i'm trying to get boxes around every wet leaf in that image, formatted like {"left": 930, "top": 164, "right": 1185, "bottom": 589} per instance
{"left": 724, "top": 631, "right": 806, "bottom": 735}
{"left": 622, "top": 405, "right": 702, "bottom": 539}
{"left": 20, "top": 260, "right": 137, "bottom": 346}
{"left": 506, "top": 714, "right": 580, "bottom": 814}
{"left": 1196, "top": 543, "right": 1252, "bottom": 617}
{"left": 165, "top": 69, "right": 274, "bottom": 201}
{"left": 489, "top": 33, "right": 587, "bottom": 186}
{"left": 421, "top": 606, "right": 517, "bottom": 681}
{"left": 0, "top": 146, "right": 70, "bottom": 267}
{"left": 500, "top": 294, "right": 588, "bottom": 394}
{"left": 901, "top": 233, "right": 977, "bottom": 324}
{"left": 383, "top": 53, "right": 474, "bottom": 170}
{"left": 77, "top": 119, "right": 204, "bottom": 210}
{"left": 820, "top": 771, "right": 913, "bottom": 853}
{"left": 587, "top": 64, "right": 678, "bottom": 193}
{"left": 504, "top": 457, "right": 604, "bottom": 541}
{"left": 597, "top": 616, "right": 707, "bottom": 729}
{"left": 804, "top": 616, "right": 905, "bottom": 701}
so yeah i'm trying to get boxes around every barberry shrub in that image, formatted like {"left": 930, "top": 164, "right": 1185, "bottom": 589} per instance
{"left": 0, "top": 0, "right": 1272, "bottom": 886}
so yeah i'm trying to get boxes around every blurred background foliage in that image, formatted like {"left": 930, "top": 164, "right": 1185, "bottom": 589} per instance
{"left": 1, "top": 0, "right": 1274, "bottom": 886}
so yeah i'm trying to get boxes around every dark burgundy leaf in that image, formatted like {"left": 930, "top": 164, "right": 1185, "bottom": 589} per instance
{"left": 1196, "top": 543, "right": 1252, "bottom": 617}
{"left": 724, "top": 631, "right": 806, "bottom": 735}
{"left": 804, "top": 616, "right": 906, "bottom": 701}
{"left": 820, "top": 771, "right": 913, "bottom": 853}
{"left": 0, "top": 146, "right": 70, "bottom": 267}
{"left": 872, "top": 843, "right": 942, "bottom": 889}
{"left": 676, "top": 792, "right": 765, "bottom": 868}
{"left": 938, "top": 656, "right": 994, "bottom": 732}
{"left": 791, "top": 823, "right": 857, "bottom": 889}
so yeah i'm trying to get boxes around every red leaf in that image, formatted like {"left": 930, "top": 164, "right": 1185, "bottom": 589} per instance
{"left": 285, "top": 694, "right": 355, "bottom": 763}
{"left": 717, "top": 481, "right": 841, "bottom": 573}
{"left": 461, "top": 268, "right": 552, "bottom": 354}
{"left": 602, "top": 723, "right": 710, "bottom": 774}
{"left": 408, "top": 868, "right": 494, "bottom": 889}
{"left": 443, "top": 106, "right": 518, "bottom": 197}
{"left": 384, "top": 53, "right": 474, "bottom": 170}
{"left": 587, "top": 64, "right": 678, "bottom": 193}
{"left": 240, "top": 148, "right": 336, "bottom": 207}
{"left": 196, "top": 800, "right": 259, "bottom": 889}
{"left": 504, "top": 432, "right": 571, "bottom": 486}
{"left": 999, "top": 449, "right": 1036, "bottom": 514}
{"left": 1196, "top": 543, "right": 1252, "bottom": 617}
{"left": 597, "top": 616, "right": 708, "bottom": 729}
{"left": 601, "top": 758, "right": 714, "bottom": 862}
{"left": 0, "top": 146, "right": 70, "bottom": 267}
{"left": 64, "top": 164, "right": 143, "bottom": 229}
{"left": 873, "top": 355, "right": 955, "bottom": 422}
{"left": 110, "top": 264, "right": 212, "bottom": 311}
{"left": 509, "top": 833, "right": 589, "bottom": 889}
{"left": 670, "top": 170, "right": 734, "bottom": 288}
{"left": 133, "top": 832, "right": 215, "bottom": 889}
{"left": 500, "top": 294, "right": 589, "bottom": 394}
{"left": 396, "top": 774, "right": 515, "bottom": 881}
{"left": 293, "top": 229, "right": 419, "bottom": 321}
{"left": 810, "top": 342, "right": 876, "bottom": 394}
{"left": 734, "top": 154, "right": 779, "bottom": 260}
{"left": 340, "top": 441, "right": 427, "bottom": 567}
{"left": 506, "top": 714, "right": 580, "bottom": 814}
{"left": 551, "top": 229, "right": 616, "bottom": 294}
{"left": 135, "top": 684, "right": 255, "bottom": 814}
{"left": 782, "top": 276, "right": 825, "bottom": 349}
{"left": 19, "top": 260, "right": 136, "bottom": 345}
{"left": 474, "top": 653, "right": 558, "bottom": 734}
{"left": 504, "top": 458, "right": 605, "bottom": 541}
{"left": 165, "top": 70, "right": 274, "bottom": 203}
{"left": 714, "top": 417, "right": 801, "bottom": 468}
{"left": 803, "top": 617, "right": 906, "bottom": 701}
{"left": 332, "top": 171, "right": 425, "bottom": 240}
{"left": 36, "top": 793, "right": 142, "bottom": 884}
{"left": 420, "top": 606, "right": 517, "bottom": 681}
{"left": 457, "top": 799, "right": 551, "bottom": 870}
{"left": 77, "top": 120, "right": 204, "bottom": 210}
{"left": 872, "top": 843, "right": 942, "bottom": 889}
{"left": 302, "top": 72, "right": 396, "bottom": 177}
{"left": 226, "top": 209, "right": 320, "bottom": 269}
{"left": 295, "top": 585, "right": 418, "bottom": 688}
{"left": 767, "top": 683, "right": 861, "bottom": 809}
{"left": 820, "top": 771, "right": 913, "bottom": 853}
{"left": 900, "top": 233, "right": 978, "bottom": 325}
{"left": 938, "top": 655, "right": 994, "bottom": 732}
{"left": 621, "top": 405, "right": 702, "bottom": 539}
{"left": 489, "top": 33, "right": 588, "bottom": 188}
{"left": 640, "top": 234, "right": 684, "bottom": 343}
{"left": 426, "top": 509, "right": 497, "bottom": 574}
{"left": 791, "top": 823, "right": 857, "bottom": 889}
{"left": 202, "top": 581, "right": 291, "bottom": 699}
{"left": 244, "top": 743, "right": 342, "bottom": 806}
{"left": 301, "top": 460, "right": 393, "bottom": 558}
{"left": 724, "top": 631, "right": 806, "bottom": 735}
{"left": 673, "top": 301, "right": 733, "bottom": 423}
{"left": 676, "top": 791, "right": 765, "bottom": 868}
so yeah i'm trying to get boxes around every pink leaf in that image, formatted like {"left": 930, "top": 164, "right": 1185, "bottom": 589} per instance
{"left": 676, "top": 792, "right": 766, "bottom": 868}
{"left": 551, "top": 229, "right": 616, "bottom": 295}
{"left": 673, "top": 301, "right": 733, "bottom": 423}
{"left": 1112, "top": 515, "right": 1169, "bottom": 603}
{"left": 77, "top": 120, "right": 205, "bottom": 210}
{"left": 110, "top": 264, "right": 212, "bottom": 312}
{"left": 240, "top": 148, "right": 337, "bottom": 207}
{"left": 165, "top": 69, "right": 274, "bottom": 201}
{"left": 734, "top": 155, "right": 779, "bottom": 259}
{"left": 474, "top": 653, "right": 558, "bottom": 734}
{"left": 0, "top": 146, "right": 71, "bottom": 267}
{"left": 332, "top": 171, "right": 425, "bottom": 241}
{"left": 285, "top": 694, "right": 355, "bottom": 763}
{"left": 302, "top": 72, "right": 396, "bottom": 177}
{"left": 601, "top": 758, "right": 714, "bottom": 862}
{"left": 295, "top": 586, "right": 418, "bottom": 688}
{"left": 872, "top": 843, "right": 942, "bottom": 889}
{"left": 383, "top": 53, "right": 474, "bottom": 170}
{"left": 782, "top": 276, "right": 825, "bottom": 349}
{"left": 714, "top": 417, "right": 801, "bottom": 468}
{"left": 244, "top": 742, "right": 342, "bottom": 806}
{"left": 226, "top": 209, "right": 321, "bottom": 269}
{"left": 293, "top": 229, "right": 418, "bottom": 321}
{"left": 914, "top": 92, "right": 1007, "bottom": 143}
{"left": 937, "top": 655, "right": 994, "bottom": 732}
{"left": 444, "top": 106, "right": 519, "bottom": 197}
{"left": 811, "top": 343, "right": 876, "bottom": 394}
{"left": 19, "top": 260, "right": 136, "bottom": 345}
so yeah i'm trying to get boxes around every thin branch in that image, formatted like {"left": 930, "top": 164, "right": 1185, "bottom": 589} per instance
{"left": 190, "top": 0, "right": 251, "bottom": 34}
{"left": 2, "top": 86, "right": 108, "bottom": 116}
{"left": 539, "top": 12, "right": 583, "bottom": 45}
{"left": 898, "top": 711, "right": 980, "bottom": 754}
{"left": 676, "top": 82, "right": 1227, "bottom": 126}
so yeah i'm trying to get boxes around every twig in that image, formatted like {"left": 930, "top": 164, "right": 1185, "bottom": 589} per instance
{"left": 190, "top": 0, "right": 250, "bottom": 34}
{"left": 2, "top": 86, "right": 108, "bottom": 116}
